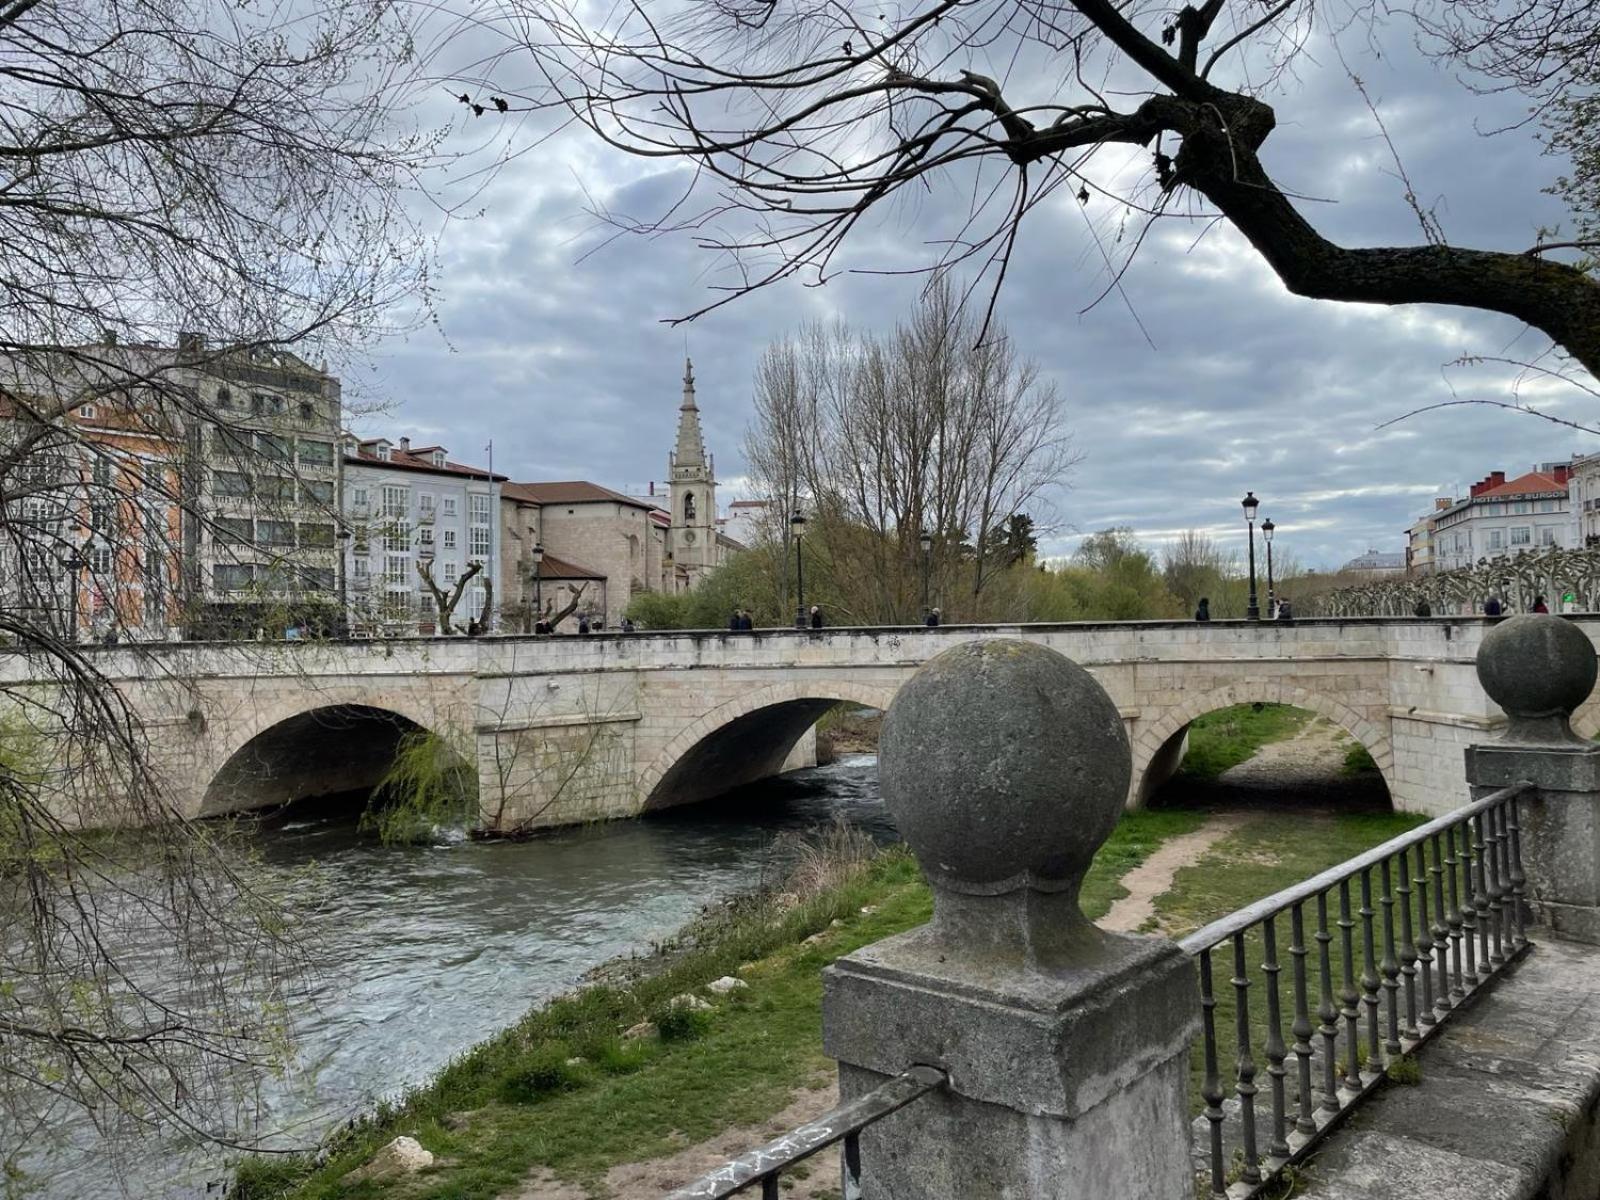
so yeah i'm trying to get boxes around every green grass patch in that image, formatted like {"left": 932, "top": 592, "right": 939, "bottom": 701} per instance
{"left": 1340, "top": 741, "right": 1379, "bottom": 776}
{"left": 1153, "top": 810, "right": 1428, "bottom": 1114}
{"left": 239, "top": 809, "right": 1210, "bottom": 1199}
{"left": 1177, "top": 704, "right": 1313, "bottom": 780}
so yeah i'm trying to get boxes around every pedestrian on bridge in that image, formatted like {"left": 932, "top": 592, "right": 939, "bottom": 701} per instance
{"left": 1485, "top": 595, "right": 1504, "bottom": 617}
{"left": 810, "top": 605, "right": 824, "bottom": 629}
{"left": 578, "top": 613, "right": 591, "bottom": 635}
{"left": 1195, "top": 597, "right": 1211, "bottom": 622}
{"left": 925, "top": 608, "right": 941, "bottom": 628}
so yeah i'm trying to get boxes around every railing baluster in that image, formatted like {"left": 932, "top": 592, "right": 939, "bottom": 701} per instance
{"left": 1447, "top": 824, "right": 1467, "bottom": 999}
{"left": 1411, "top": 844, "right": 1433, "bottom": 1030}
{"left": 1507, "top": 796, "right": 1527, "bottom": 948}
{"left": 1200, "top": 948, "right": 1227, "bottom": 1198}
{"left": 1338, "top": 880, "right": 1362, "bottom": 1090}
{"left": 1485, "top": 805, "right": 1506, "bottom": 967}
{"left": 1233, "top": 931, "right": 1261, "bottom": 1184}
{"left": 843, "top": 1132, "right": 863, "bottom": 1200}
{"left": 1383, "top": 856, "right": 1406, "bottom": 1050}
{"left": 1289, "top": 902, "right": 1317, "bottom": 1135}
{"left": 1316, "top": 892, "right": 1340, "bottom": 1112}
{"left": 1473, "top": 812, "right": 1494, "bottom": 976}
{"left": 1261, "top": 915, "right": 1290, "bottom": 1159}
{"left": 762, "top": 1174, "right": 780, "bottom": 1200}
{"left": 1431, "top": 832, "right": 1453, "bottom": 1015}
{"left": 1358, "top": 868, "right": 1382, "bottom": 1071}
{"left": 1461, "top": 820, "right": 1480, "bottom": 982}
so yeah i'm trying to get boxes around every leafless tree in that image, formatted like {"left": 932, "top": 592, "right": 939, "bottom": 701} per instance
{"left": 746, "top": 282, "right": 1076, "bottom": 621}
{"left": 0, "top": 0, "right": 449, "bottom": 1183}
{"left": 459, "top": 0, "right": 1600, "bottom": 374}
{"left": 417, "top": 559, "right": 485, "bottom": 634}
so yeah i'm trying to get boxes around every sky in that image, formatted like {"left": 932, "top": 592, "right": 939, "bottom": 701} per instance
{"left": 348, "top": 6, "right": 1599, "bottom": 572}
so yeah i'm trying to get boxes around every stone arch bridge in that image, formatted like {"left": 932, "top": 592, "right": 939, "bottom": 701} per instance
{"left": 12, "top": 618, "right": 1594, "bottom": 831}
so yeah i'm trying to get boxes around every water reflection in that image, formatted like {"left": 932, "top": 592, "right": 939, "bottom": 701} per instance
{"left": 26, "top": 755, "right": 891, "bottom": 1199}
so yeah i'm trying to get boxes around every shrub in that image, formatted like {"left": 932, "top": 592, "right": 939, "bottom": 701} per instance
{"left": 498, "top": 1045, "right": 583, "bottom": 1103}
{"left": 651, "top": 1004, "right": 713, "bottom": 1043}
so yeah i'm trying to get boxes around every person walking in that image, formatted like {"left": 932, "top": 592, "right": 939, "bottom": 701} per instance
{"left": 809, "top": 605, "right": 824, "bottom": 629}
{"left": 1413, "top": 598, "right": 1432, "bottom": 617}
{"left": 729, "top": 610, "right": 742, "bottom": 632}
{"left": 1195, "top": 597, "right": 1211, "bottom": 622}
{"left": 925, "top": 607, "right": 941, "bottom": 628}
{"left": 1484, "top": 595, "right": 1503, "bottom": 617}
{"left": 1275, "top": 597, "right": 1293, "bottom": 622}
{"left": 577, "top": 613, "right": 591, "bottom": 635}
{"left": 621, "top": 617, "right": 635, "bottom": 632}
{"left": 1532, "top": 595, "right": 1550, "bottom": 613}
{"left": 738, "top": 609, "right": 754, "bottom": 631}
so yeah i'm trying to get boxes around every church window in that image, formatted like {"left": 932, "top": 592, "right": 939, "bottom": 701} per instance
{"left": 684, "top": 491, "right": 696, "bottom": 521}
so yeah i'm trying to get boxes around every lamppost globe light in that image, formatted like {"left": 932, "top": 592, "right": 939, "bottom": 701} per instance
{"left": 531, "top": 542, "right": 544, "bottom": 565}
{"left": 919, "top": 529, "right": 932, "bottom": 553}
{"left": 790, "top": 510, "right": 807, "bottom": 535}
{"left": 1241, "top": 491, "right": 1260, "bottom": 520}
{"left": 1261, "top": 518, "right": 1275, "bottom": 543}
{"left": 791, "top": 511, "right": 808, "bottom": 628}
{"left": 1242, "top": 492, "right": 1261, "bottom": 621}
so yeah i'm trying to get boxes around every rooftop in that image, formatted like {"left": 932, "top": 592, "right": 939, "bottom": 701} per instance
{"left": 346, "top": 438, "right": 505, "bottom": 481}
{"left": 503, "top": 480, "right": 654, "bottom": 509}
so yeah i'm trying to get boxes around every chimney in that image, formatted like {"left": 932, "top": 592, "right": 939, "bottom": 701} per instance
{"left": 398, "top": 436, "right": 410, "bottom": 453}
{"left": 649, "top": 481, "right": 656, "bottom": 496}
{"left": 1554, "top": 464, "right": 1571, "bottom": 485}
{"left": 1491, "top": 470, "right": 1506, "bottom": 486}
{"left": 1435, "top": 497, "right": 1453, "bottom": 511}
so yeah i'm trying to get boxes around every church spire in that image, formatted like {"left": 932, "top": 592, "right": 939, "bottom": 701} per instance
{"left": 673, "top": 356, "right": 707, "bottom": 470}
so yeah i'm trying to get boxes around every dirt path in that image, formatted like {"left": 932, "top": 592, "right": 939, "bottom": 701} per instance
{"left": 1097, "top": 811, "right": 1251, "bottom": 934}
{"left": 1221, "top": 715, "right": 1350, "bottom": 791}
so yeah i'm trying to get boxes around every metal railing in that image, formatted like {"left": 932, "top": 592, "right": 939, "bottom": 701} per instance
{"left": 663, "top": 1065, "right": 946, "bottom": 1200}
{"left": 1179, "top": 782, "right": 1534, "bottom": 1198}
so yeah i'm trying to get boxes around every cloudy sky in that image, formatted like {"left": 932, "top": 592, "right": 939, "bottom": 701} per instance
{"left": 350, "top": 7, "right": 1598, "bottom": 571}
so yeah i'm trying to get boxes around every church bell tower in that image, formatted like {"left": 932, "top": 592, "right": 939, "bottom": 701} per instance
{"left": 668, "top": 358, "right": 717, "bottom": 588}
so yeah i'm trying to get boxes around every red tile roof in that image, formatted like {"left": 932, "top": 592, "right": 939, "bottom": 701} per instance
{"left": 1476, "top": 470, "right": 1568, "bottom": 499}
{"left": 346, "top": 442, "right": 506, "bottom": 480}
{"left": 502, "top": 480, "right": 653, "bottom": 509}
{"left": 536, "top": 552, "right": 606, "bottom": 580}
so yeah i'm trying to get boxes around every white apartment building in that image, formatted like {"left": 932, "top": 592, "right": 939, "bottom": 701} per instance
{"left": 343, "top": 436, "right": 504, "bottom": 634}
{"left": 1430, "top": 464, "right": 1573, "bottom": 571}
{"left": 1570, "top": 453, "right": 1600, "bottom": 549}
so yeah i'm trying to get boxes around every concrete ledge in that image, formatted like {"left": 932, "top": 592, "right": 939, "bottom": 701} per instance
{"left": 1298, "top": 934, "right": 1600, "bottom": 1200}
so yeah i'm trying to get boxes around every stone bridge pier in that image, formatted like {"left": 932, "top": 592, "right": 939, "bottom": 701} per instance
{"left": 6, "top": 617, "right": 1595, "bottom": 832}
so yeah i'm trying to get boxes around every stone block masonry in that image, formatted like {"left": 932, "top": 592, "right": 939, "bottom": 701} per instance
{"left": 4, "top": 616, "right": 1591, "bottom": 832}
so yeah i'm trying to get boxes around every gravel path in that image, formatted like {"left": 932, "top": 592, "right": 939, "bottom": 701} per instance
{"left": 1098, "top": 812, "right": 1252, "bottom": 934}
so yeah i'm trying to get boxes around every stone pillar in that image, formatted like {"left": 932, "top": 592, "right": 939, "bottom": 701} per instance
{"left": 1465, "top": 614, "right": 1600, "bottom": 943}
{"left": 822, "top": 640, "right": 1198, "bottom": 1199}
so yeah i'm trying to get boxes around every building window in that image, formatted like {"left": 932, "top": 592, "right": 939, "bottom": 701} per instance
{"left": 385, "top": 554, "right": 409, "bottom": 585}
{"left": 1512, "top": 501, "right": 1531, "bottom": 515}
{"left": 298, "top": 401, "right": 315, "bottom": 421}
{"left": 299, "top": 567, "right": 335, "bottom": 591}
{"left": 1487, "top": 529, "right": 1504, "bottom": 550}
{"left": 469, "top": 526, "right": 491, "bottom": 559}
{"left": 470, "top": 494, "right": 491, "bottom": 525}
{"left": 90, "top": 546, "right": 113, "bottom": 575}
{"left": 352, "top": 486, "right": 369, "bottom": 507}
{"left": 382, "top": 521, "right": 411, "bottom": 552}
{"left": 418, "top": 526, "right": 434, "bottom": 546}
{"left": 257, "top": 520, "right": 296, "bottom": 546}
{"left": 1540, "top": 526, "right": 1558, "bottom": 546}
{"left": 299, "top": 439, "right": 334, "bottom": 466}
{"left": 256, "top": 432, "right": 293, "bottom": 462}
{"left": 214, "top": 564, "right": 253, "bottom": 590}
{"left": 79, "top": 404, "right": 96, "bottom": 419}
{"left": 381, "top": 485, "right": 409, "bottom": 517}
{"left": 258, "top": 476, "right": 296, "bottom": 503}
{"left": 432, "top": 450, "right": 447, "bottom": 468}
{"left": 300, "top": 523, "right": 336, "bottom": 548}
{"left": 441, "top": 528, "right": 456, "bottom": 550}
{"left": 418, "top": 492, "right": 435, "bottom": 512}
{"left": 213, "top": 516, "right": 251, "bottom": 545}
{"left": 353, "top": 557, "right": 370, "bottom": 578}
{"left": 1538, "top": 499, "right": 1558, "bottom": 513}
{"left": 443, "top": 561, "right": 458, "bottom": 583}
{"left": 91, "top": 457, "right": 113, "bottom": 488}
{"left": 375, "top": 444, "right": 391, "bottom": 462}
{"left": 217, "top": 387, "right": 233, "bottom": 409}
{"left": 1510, "top": 526, "right": 1532, "bottom": 546}
{"left": 212, "top": 471, "right": 251, "bottom": 498}
{"left": 301, "top": 479, "right": 334, "bottom": 504}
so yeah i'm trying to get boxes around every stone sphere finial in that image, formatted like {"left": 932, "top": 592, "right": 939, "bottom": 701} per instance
{"left": 880, "top": 639, "right": 1130, "bottom": 964}
{"left": 1477, "top": 614, "right": 1598, "bottom": 745}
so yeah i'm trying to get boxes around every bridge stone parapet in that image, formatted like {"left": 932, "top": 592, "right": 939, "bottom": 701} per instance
{"left": 3, "top": 616, "right": 1587, "bottom": 831}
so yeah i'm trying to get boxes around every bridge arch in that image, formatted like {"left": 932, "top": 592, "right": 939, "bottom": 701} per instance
{"left": 638, "top": 680, "right": 898, "bottom": 813}
{"left": 1132, "top": 683, "right": 1394, "bottom": 807}
{"left": 200, "top": 702, "right": 465, "bottom": 818}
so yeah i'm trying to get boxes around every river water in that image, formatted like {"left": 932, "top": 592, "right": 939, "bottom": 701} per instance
{"left": 25, "top": 755, "right": 893, "bottom": 1199}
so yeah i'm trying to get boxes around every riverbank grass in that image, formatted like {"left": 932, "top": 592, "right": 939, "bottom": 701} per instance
{"left": 235, "top": 809, "right": 1205, "bottom": 1200}
{"left": 1177, "top": 703, "right": 1312, "bottom": 781}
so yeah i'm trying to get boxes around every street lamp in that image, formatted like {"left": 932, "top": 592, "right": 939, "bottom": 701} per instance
{"left": 531, "top": 542, "right": 545, "bottom": 631}
{"left": 919, "top": 528, "right": 933, "bottom": 620}
{"left": 1242, "top": 491, "right": 1261, "bottom": 621}
{"left": 791, "top": 510, "right": 807, "bottom": 629}
{"left": 58, "top": 546, "right": 88, "bottom": 643}
{"left": 336, "top": 525, "right": 352, "bottom": 638}
{"left": 1261, "top": 518, "right": 1276, "bottom": 617}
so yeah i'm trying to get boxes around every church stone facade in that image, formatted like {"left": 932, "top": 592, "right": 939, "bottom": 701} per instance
{"left": 666, "top": 359, "right": 720, "bottom": 589}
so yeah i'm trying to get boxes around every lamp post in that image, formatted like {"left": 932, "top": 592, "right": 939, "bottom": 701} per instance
{"left": 919, "top": 528, "right": 933, "bottom": 620}
{"left": 58, "top": 546, "right": 87, "bottom": 643}
{"left": 1261, "top": 518, "right": 1276, "bottom": 618}
{"left": 791, "top": 510, "right": 807, "bottom": 629}
{"left": 1242, "top": 491, "right": 1261, "bottom": 620}
{"left": 531, "top": 542, "right": 544, "bottom": 631}
{"left": 336, "top": 525, "right": 352, "bottom": 638}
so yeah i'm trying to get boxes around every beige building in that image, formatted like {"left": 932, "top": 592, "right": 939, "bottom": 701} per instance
{"left": 1405, "top": 498, "right": 1454, "bottom": 575}
{"left": 499, "top": 481, "right": 667, "bottom": 630}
